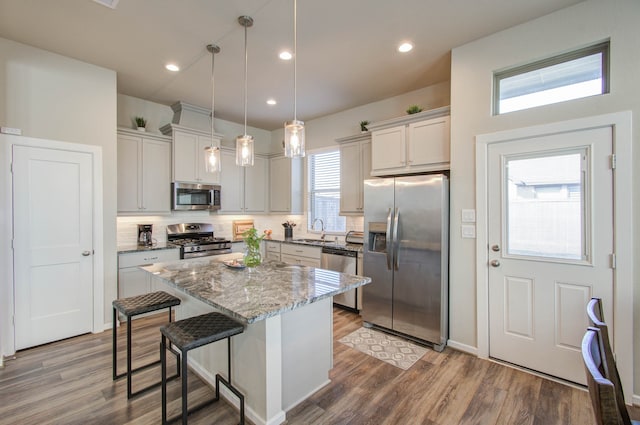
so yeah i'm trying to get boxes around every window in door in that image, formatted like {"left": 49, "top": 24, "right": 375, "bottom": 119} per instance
{"left": 307, "top": 149, "right": 346, "bottom": 233}
{"left": 504, "top": 149, "right": 589, "bottom": 262}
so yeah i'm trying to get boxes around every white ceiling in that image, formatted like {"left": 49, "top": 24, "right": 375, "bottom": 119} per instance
{"left": 0, "top": 0, "right": 583, "bottom": 130}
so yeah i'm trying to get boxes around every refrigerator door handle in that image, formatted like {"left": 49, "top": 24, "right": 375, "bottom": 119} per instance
{"left": 386, "top": 207, "right": 393, "bottom": 270}
{"left": 393, "top": 208, "right": 400, "bottom": 270}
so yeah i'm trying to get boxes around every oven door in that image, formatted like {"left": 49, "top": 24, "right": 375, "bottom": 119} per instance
{"left": 172, "top": 182, "right": 221, "bottom": 211}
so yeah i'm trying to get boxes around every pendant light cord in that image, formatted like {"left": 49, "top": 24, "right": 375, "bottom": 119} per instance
{"left": 211, "top": 46, "right": 215, "bottom": 139}
{"left": 243, "top": 19, "right": 248, "bottom": 136}
{"left": 293, "top": 0, "right": 297, "bottom": 121}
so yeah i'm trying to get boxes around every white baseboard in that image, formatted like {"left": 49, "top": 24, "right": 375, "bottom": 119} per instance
{"left": 632, "top": 394, "right": 640, "bottom": 407}
{"left": 446, "top": 339, "right": 478, "bottom": 356}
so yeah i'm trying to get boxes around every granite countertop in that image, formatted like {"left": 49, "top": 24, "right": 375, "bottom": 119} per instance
{"left": 141, "top": 254, "right": 371, "bottom": 324}
{"left": 117, "top": 242, "right": 179, "bottom": 254}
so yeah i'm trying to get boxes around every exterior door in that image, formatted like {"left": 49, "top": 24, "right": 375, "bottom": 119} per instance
{"left": 487, "top": 127, "right": 613, "bottom": 384}
{"left": 13, "top": 145, "right": 94, "bottom": 350}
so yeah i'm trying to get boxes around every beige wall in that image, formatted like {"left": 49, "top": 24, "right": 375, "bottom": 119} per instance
{"left": 449, "top": 0, "right": 639, "bottom": 397}
{"left": 0, "top": 37, "right": 117, "bottom": 354}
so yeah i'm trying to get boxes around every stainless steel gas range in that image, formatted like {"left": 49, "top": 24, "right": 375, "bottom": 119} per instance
{"left": 166, "top": 223, "right": 232, "bottom": 259}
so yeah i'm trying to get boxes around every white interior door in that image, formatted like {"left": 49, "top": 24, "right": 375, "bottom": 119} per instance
{"left": 13, "top": 145, "right": 94, "bottom": 350}
{"left": 487, "top": 127, "right": 613, "bottom": 384}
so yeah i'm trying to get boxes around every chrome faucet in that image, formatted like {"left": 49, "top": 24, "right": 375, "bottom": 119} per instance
{"left": 312, "top": 218, "right": 325, "bottom": 240}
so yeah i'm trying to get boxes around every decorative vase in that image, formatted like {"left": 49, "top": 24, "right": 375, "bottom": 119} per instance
{"left": 137, "top": 127, "right": 146, "bottom": 132}
{"left": 243, "top": 245, "right": 262, "bottom": 268}
{"left": 284, "top": 227, "right": 293, "bottom": 240}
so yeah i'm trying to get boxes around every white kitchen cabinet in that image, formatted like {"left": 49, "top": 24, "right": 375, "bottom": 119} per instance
{"left": 369, "top": 106, "right": 450, "bottom": 176}
{"left": 269, "top": 155, "right": 303, "bottom": 214}
{"left": 160, "top": 124, "right": 222, "bottom": 184}
{"left": 281, "top": 243, "right": 321, "bottom": 268}
{"left": 219, "top": 148, "right": 268, "bottom": 214}
{"left": 264, "top": 240, "right": 281, "bottom": 261}
{"left": 337, "top": 133, "right": 372, "bottom": 215}
{"left": 117, "top": 128, "right": 172, "bottom": 214}
{"left": 118, "top": 248, "right": 180, "bottom": 308}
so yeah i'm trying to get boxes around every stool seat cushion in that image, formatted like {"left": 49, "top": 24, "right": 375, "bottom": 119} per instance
{"left": 113, "top": 291, "right": 181, "bottom": 317}
{"left": 161, "top": 312, "right": 244, "bottom": 351}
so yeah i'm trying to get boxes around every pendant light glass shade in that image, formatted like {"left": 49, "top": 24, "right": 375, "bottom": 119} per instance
{"left": 236, "top": 134, "right": 254, "bottom": 166}
{"left": 237, "top": 15, "right": 254, "bottom": 167}
{"left": 204, "top": 43, "right": 221, "bottom": 173}
{"left": 284, "top": 119, "right": 305, "bottom": 158}
{"left": 284, "top": 0, "right": 305, "bottom": 158}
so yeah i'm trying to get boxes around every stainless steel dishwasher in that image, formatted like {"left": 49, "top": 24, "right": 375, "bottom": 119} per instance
{"left": 320, "top": 231, "right": 363, "bottom": 312}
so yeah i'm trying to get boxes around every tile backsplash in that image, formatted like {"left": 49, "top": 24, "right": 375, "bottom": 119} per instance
{"left": 117, "top": 212, "right": 363, "bottom": 246}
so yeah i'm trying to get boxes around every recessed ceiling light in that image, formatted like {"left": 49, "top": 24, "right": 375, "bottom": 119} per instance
{"left": 279, "top": 51, "right": 292, "bottom": 60}
{"left": 266, "top": 99, "right": 277, "bottom": 105}
{"left": 165, "top": 63, "right": 180, "bottom": 72}
{"left": 398, "top": 43, "right": 413, "bottom": 53}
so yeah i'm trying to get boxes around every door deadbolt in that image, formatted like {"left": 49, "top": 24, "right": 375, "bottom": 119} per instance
{"left": 491, "top": 245, "right": 500, "bottom": 252}
{"left": 82, "top": 251, "right": 91, "bottom": 256}
{"left": 490, "top": 259, "right": 500, "bottom": 267}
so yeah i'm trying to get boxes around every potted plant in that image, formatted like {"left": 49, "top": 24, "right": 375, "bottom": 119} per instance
{"left": 134, "top": 116, "right": 147, "bottom": 131}
{"left": 406, "top": 105, "right": 423, "bottom": 114}
{"left": 360, "top": 120, "right": 370, "bottom": 132}
{"left": 242, "top": 227, "right": 265, "bottom": 268}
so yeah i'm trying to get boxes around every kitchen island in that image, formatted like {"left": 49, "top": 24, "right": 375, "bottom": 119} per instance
{"left": 141, "top": 254, "right": 370, "bottom": 425}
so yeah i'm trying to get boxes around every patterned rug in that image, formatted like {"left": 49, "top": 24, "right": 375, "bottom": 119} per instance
{"left": 338, "top": 327, "right": 428, "bottom": 370}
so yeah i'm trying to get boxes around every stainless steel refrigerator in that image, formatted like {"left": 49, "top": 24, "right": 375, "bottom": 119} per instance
{"left": 362, "top": 174, "right": 449, "bottom": 351}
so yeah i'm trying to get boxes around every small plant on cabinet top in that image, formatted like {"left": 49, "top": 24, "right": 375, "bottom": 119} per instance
{"left": 360, "top": 120, "right": 369, "bottom": 132}
{"left": 134, "top": 116, "right": 147, "bottom": 128}
{"left": 406, "top": 105, "right": 423, "bottom": 114}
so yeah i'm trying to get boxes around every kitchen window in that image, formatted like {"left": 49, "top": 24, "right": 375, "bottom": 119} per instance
{"left": 493, "top": 41, "right": 609, "bottom": 114}
{"left": 307, "top": 149, "right": 346, "bottom": 233}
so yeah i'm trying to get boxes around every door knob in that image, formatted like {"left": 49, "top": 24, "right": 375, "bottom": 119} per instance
{"left": 82, "top": 251, "right": 91, "bottom": 256}
{"left": 490, "top": 259, "right": 500, "bottom": 267}
{"left": 491, "top": 244, "right": 500, "bottom": 252}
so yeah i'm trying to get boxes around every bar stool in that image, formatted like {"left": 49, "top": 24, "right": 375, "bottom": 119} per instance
{"left": 112, "top": 291, "right": 181, "bottom": 399}
{"left": 160, "top": 312, "right": 245, "bottom": 425}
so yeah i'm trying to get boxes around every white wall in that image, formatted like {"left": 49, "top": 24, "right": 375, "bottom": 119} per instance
{"left": 117, "top": 94, "right": 273, "bottom": 155}
{"left": 0, "top": 37, "right": 117, "bottom": 356}
{"left": 449, "top": 0, "right": 639, "bottom": 395}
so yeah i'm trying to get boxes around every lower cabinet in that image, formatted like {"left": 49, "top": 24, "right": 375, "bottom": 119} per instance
{"left": 280, "top": 244, "right": 321, "bottom": 267}
{"left": 118, "top": 249, "right": 180, "bottom": 305}
{"left": 265, "top": 241, "right": 281, "bottom": 261}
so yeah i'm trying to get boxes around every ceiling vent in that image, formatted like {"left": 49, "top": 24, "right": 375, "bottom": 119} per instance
{"left": 92, "top": 0, "right": 119, "bottom": 9}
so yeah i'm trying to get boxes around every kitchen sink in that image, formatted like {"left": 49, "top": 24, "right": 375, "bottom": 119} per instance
{"left": 292, "top": 238, "right": 330, "bottom": 244}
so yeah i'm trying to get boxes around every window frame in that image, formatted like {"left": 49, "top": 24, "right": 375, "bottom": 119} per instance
{"left": 493, "top": 41, "right": 610, "bottom": 115}
{"left": 306, "top": 147, "right": 346, "bottom": 235}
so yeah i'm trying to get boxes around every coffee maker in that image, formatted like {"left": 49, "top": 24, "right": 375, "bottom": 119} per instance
{"left": 137, "top": 224, "right": 153, "bottom": 246}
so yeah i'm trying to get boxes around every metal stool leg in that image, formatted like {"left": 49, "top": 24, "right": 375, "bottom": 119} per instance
{"left": 181, "top": 350, "right": 188, "bottom": 425}
{"left": 112, "top": 307, "right": 117, "bottom": 380}
{"left": 161, "top": 335, "right": 167, "bottom": 425}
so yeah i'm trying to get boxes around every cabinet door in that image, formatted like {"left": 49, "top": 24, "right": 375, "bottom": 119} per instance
{"left": 360, "top": 140, "right": 372, "bottom": 208}
{"left": 118, "top": 267, "right": 150, "bottom": 299}
{"left": 117, "top": 135, "right": 141, "bottom": 212}
{"left": 244, "top": 156, "right": 268, "bottom": 213}
{"left": 408, "top": 116, "right": 450, "bottom": 167}
{"left": 219, "top": 149, "right": 243, "bottom": 213}
{"left": 197, "top": 136, "right": 221, "bottom": 184}
{"left": 269, "top": 156, "right": 291, "bottom": 212}
{"left": 340, "top": 142, "right": 361, "bottom": 214}
{"left": 173, "top": 131, "right": 198, "bottom": 182}
{"left": 371, "top": 126, "right": 406, "bottom": 172}
{"left": 142, "top": 139, "right": 171, "bottom": 213}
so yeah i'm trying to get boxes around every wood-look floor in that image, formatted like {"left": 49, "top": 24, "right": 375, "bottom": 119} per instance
{"left": 1, "top": 308, "right": 637, "bottom": 424}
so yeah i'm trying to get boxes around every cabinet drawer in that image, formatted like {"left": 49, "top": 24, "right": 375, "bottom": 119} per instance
{"left": 281, "top": 243, "right": 321, "bottom": 259}
{"left": 118, "top": 248, "right": 180, "bottom": 268}
{"left": 265, "top": 252, "right": 281, "bottom": 261}
{"left": 265, "top": 241, "right": 281, "bottom": 253}
{"left": 281, "top": 254, "right": 321, "bottom": 268}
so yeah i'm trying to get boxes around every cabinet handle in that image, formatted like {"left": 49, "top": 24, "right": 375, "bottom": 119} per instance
{"left": 144, "top": 256, "right": 159, "bottom": 261}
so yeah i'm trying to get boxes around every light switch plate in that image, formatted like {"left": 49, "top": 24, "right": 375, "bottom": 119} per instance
{"left": 461, "top": 209, "right": 476, "bottom": 223}
{"left": 461, "top": 225, "right": 476, "bottom": 239}
{"left": 1, "top": 127, "right": 22, "bottom": 135}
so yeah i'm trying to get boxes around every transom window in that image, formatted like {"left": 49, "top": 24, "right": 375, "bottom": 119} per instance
{"left": 307, "top": 149, "right": 346, "bottom": 233}
{"left": 494, "top": 41, "right": 609, "bottom": 115}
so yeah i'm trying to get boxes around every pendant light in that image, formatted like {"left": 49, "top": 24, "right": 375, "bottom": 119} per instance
{"left": 204, "top": 44, "right": 221, "bottom": 173}
{"left": 236, "top": 15, "right": 254, "bottom": 167}
{"left": 284, "top": 0, "right": 305, "bottom": 158}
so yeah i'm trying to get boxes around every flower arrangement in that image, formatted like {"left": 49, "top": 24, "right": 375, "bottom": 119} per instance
{"left": 282, "top": 221, "right": 297, "bottom": 228}
{"left": 134, "top": 116, "right": 147, "bottom": 129}
{"left": 242, "top": 227, "right": 264, "bottom": 267}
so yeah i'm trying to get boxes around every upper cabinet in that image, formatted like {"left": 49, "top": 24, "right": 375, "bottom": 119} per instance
{"left": 219, "top": 148, "right": 269, "bottom": 214}
{"left": 269, "top": 155, "right": 303, "bottom": 214}
{"left": 369, "top": 106, "right": 450, "bottom": 176}
{"left": 117, "top": 128, "right": 171, "bottom": 214}
{"left": 160, "top": 124, "right": 222, "bottom": 184}
{"left": 336, "top": 133, "right": 371, "bottom": 215}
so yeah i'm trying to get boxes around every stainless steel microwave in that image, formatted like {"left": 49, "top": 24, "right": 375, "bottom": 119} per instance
{"left": 171, "top": 182, "right": 221, "bottom": 211}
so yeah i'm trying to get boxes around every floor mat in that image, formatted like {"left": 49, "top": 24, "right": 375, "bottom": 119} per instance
{"left": 338, "top": 327, "right": 428, "bottom": 370}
